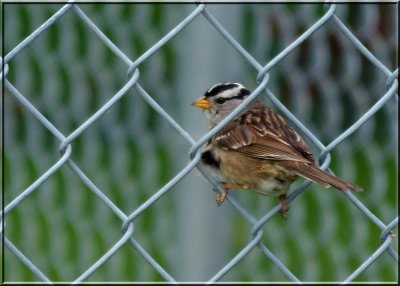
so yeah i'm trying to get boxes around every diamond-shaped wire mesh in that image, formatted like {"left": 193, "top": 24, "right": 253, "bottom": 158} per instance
{"left": 2, "top": 2, "right": 398, "bottom": 283}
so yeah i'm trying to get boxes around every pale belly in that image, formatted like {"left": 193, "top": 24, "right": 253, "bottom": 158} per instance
{"left": 202, "top": 148, "right": 298, "bottom": 197}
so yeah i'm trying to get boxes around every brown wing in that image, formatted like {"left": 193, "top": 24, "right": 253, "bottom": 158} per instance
{"left": 214, "top": 106, "right": 363, "bottom": 192}
{"left": 214, "top": 106, "right": 315, "bottom": 164}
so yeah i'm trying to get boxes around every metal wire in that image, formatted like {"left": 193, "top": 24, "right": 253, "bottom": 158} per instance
{"left": 2, "top": 1, "right": 398, "bottom": 283}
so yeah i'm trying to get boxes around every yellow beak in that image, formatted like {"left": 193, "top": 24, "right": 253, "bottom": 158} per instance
{"left": 191, "top": 96, "right": 211, "bottom": 109}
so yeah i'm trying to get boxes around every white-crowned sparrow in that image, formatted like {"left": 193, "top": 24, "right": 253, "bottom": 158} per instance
{"left": 192, "top": 82, "right": 363, "bottom": 218}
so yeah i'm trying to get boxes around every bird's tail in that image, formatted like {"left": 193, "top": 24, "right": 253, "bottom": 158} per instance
{"left": 284, "top": 162, "right": 363, "bottom": 192}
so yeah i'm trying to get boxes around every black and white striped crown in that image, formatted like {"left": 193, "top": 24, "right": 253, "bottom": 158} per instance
{"left": 204, "top": 82, "right": 251, "bottom": 101}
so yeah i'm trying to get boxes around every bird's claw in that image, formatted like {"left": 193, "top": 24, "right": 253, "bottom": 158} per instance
{"left": 216, "top": 191, "right": 227, "bottom": 206}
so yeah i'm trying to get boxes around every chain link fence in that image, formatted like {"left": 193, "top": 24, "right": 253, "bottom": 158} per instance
{"left": 2, "top": 1, "right": 398, "bottom": 283}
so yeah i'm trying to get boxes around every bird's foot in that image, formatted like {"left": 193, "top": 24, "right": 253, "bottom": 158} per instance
{"left": 215, "top": 182, "right": 249, "bottom": 206}
{"left": 215, "top": 183, "right": 230, "bottom": 206}
{"left": 278, "top": 194, "right": 289, "bottom": 220}
{"left": 216, "top": 191, "right": 228, "bottom": 206}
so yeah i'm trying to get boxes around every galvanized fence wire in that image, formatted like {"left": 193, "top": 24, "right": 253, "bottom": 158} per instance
{"left": 1, "top": 1, "right": 398, "bottom": 283}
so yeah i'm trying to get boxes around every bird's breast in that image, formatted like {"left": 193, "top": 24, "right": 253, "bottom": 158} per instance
{"left": 201, "top": 150, "right": 220, "bottom": 169}
{"left": 214, "top": 148, "right": 298, "bottom": 196}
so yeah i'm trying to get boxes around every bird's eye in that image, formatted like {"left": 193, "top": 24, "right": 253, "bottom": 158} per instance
{"left": 215, "top": 98, "right": 226, "bottom": 104}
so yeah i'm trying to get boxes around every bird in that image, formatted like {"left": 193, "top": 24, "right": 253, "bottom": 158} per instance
{"left": 192, "top": 82, "right": 363, "bottom": 218}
